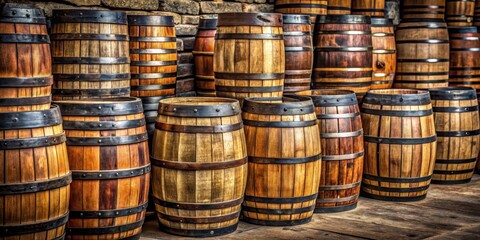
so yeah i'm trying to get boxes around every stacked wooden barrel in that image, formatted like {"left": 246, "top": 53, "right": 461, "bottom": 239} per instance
{"left": 193, "top": 18, "right": 217, "bottom": 96}
{"left": 401, "top": 0, "right": 446, "bottom": 20}
{"left": 445, "top": 0, "right": 475, "bottom": 26}
{"left": 475, "top": 0, "right": 480, "bottom": 26}
{"left": 371, "top": 18, "right": 396, "bottom": 89}
{"left": 327, "top": 0, "right": 352, "bottom": 15}
{"left": 274, "top": 0, "right": 327, "bottom": 29}
{"left": 352, "top": 0, "right": 386, "bottom": 17}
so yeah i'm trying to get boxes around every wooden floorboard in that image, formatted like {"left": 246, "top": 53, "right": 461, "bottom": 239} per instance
{"left": 141, "top": 175, "right": 480, "bottom": 239}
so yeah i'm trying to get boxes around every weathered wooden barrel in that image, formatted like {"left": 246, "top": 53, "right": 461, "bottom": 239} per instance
{"left": 401, "top": 0, "right": 447, "bottom": 20}
{"left": 283, "top": 14, "right": 313, "bottom": 93}
{"left": 151, "top": 97, "right": 247, "bottom": 237}
{"left": 361, "top": 89, "right": 437, "bottom": 201}
{"left": 51, "top": 9, "right": 130, "bottom": 99}
{"left": 128, "top": 15, "right": 177, "bottom": 99}
{"left": 0, "top": 3, "right": 52, "bottom": 112}
{"left": 327, "top": 0, "right": 352, "bottom": 15}
{"left": 475, "top": 0, "right": 480, "bottom": 26}
{"left": 352, "top": 0, "right": 386, "bottom": 17}
{"left": 54, "top": 98, "right": 150, "bottom": 239}
{"left": 214, "top": 13, "right": 285, "bottom": 104}
{"left": 274, "top": 0, "right": 327, "bottom": 29}
{"left": 241, "top": 96, "right": 321, "bottom": 225}
{"left": 429, "top": 87, "right": 480, "bottom": 184}
{"left": 446, "top": 0, "right": 475, "bottom": 26}
{"left": 371, "top": 18, "right": 396, "bottom": 89}
{"left": 394, "top": 19, "right": 450, "bottom": 89}
{"left": 294, "top": 90, "right": 363, "bottom": 213}
{"left": 0, "top": 106, "right": 71, "bottom": 239}
{"left": 193, "top": 18, "right": 217, "bottom": 97}
{"left": 313, "top": 15, "right": 373, "bottom": 101}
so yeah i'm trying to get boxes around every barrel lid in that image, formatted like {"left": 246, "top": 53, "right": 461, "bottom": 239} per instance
{"left": 283, "top": 14, "right": 311, "bottom": 24}
{"left": 198, "top": 18, "right": 218, "bottom": 30}
{"left": 217, "top": 13, "right": 283, "bottom": 27}
{"left": 158, "top": 97, "right": 241, "bottom": 118}
{"left": 127, "top": 15, "right": 174, "bottom": 26}
{"left": 448, "top": 26, "right": 478, "bottom": 34}
{"left": 52, "top": 9, "right": 127, "bottom": 24}
{"left": 54, "top": 97, "right": 143, "bottom": 116}
{"left": 429, "top": 87, "right": 478, "bottom": 100}
{"left": 292, "top": 90, "right": 358, "bottom": 107}
{"left": 316, "top": 15, "right": 371, "bottom": 24}
{"left": 371, "top": 17, "right": 394, "bottom": 26}
{"left": 0, "top": 3, "right": 45, "bottom": 24}
{"left": 363, "top": 89, "right": 431, "bottom": 106}
{"left": 242, "top": 96, "right": 315, "bottom": 115}
{"left": 0, "top": 105, "right": 61, "bottom": 130}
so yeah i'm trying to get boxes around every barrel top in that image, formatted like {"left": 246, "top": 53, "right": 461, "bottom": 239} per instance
{"left": 242, "top": 96, "right": 315, "bottom": 115}
{"left": 363, "top": 89, "right": 431, "bottom": 106}
{"left": 429, "top": 87, "right": 478, "bottom": 100}
{"left": 198, "top": 18, "right": 218, "bottom": 30}
{"left": 371, "top": 18, "right": 394, "bottom": 27}
{"left": 0, "top": 106, "right": 61, "bottom": 130}
{"left": 316, "top": 15, "right": 371, "bottom": 24}
{"left": 52, "top": 9, "right": 127, "bottom": 24}
{"left": 283, "top": 14, "right": 311, "bottom": 24}
{"left": 292, "top": 90, "right": 358, "bottom": 107}
{"left": 448, "top": 26, "right": 478, "bottom": 34}
{"left": 217, "top": 13, "right": 283, "bottom": 27}
{"left": 158, "top": 97, "right": 241, "bottom": 118}
{"left": 128, "top": 15, "right": 174, "bottom": 26}
{"left": 0, "top": 3, "right": 45, "bottom": 24}
{"left": 54, "top": 97, "right": 143, "bottom": 116}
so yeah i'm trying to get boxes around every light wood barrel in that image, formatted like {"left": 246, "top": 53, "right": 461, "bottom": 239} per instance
{"left": 241, "top": 96, "right": 321, "bottom": 225}
{"left": 313, "top": 15, "right": 373, "bottom": 101}
{"left": 401, "top": 0, "right": 447, "bottom": 20}
{"left": 0, "top": 3, "right": 52, "bottom": 112}
{"left": 352, "top": 0, "right": 386, "bottom": 17}
{"left": 294, "top": 90, "right": 363, "bottom": 213}
{"left": 274, "top": 0, "right": 328, "bottom": 29}
{"left": 362, "top": 89, "right": 437, "bottom": 201}
{"left": 54, "top": 98, "right": 149, "bottom": 239}
{"left": 327, "top": 0, "right": 352, "bottom": 15}
{"left": 151, "top": 97, "right": 247, "bottom": 237}
{"left": 394, "top": 20, "right": 450, "bottom": 89}
{"left": 0, "top": 106, "right": 71, "bottom": 239}
{"left": 371, "top": 18, "right": 396, "bottom": 89}
{"left": 214, "top": 13, "right": 285, "bottom": 104}
{"left": 446, "top": 0, "right": 475, "bottom": 26}
{"left": 429, "top": 87, "right": 480, "bottom": 184}
{"left": 283, "top": 15, "right": 313, "bottom": 93}
{"left": 51, "top": 10, "right": 130, "bottom": 99}
{"left": 194, "top": 19, "right": 217, "bottom": 97}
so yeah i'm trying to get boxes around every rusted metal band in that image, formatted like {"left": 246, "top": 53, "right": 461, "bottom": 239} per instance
{"left": 67, "top": 219, "right": 144, "bottom": 235}
{"left": 157, "top": 211, "right": 240, "bottom": 224}
{"left": 53, "top": 57, "right": 130, "bottom": 64}
{"left": 215, "top": 33, "right": 283, "bottom": 40}
{"left": 66, "top": 132, "right": 148, "bottom": 146}
{"left": 243, "top": 119, "right": 317, "bottom": 128}
{"left": 248, "top": 153, "right": 321, "bottom": 164}
{"left": 153, "top": 196, "right": 243, "bottom": 210}
{"left": 63, "top": 118, "right": 146, "bottom": 130}
{"left": 0, "top": 34, "right": 50, "bottom": 43}
{"left": 0, "top": 212, "right": 69, "bottom": 236}
{"left": 322, "top": 152, "right": 364, "bottom": 161}
{"left": 315, "top": 194, "right": 359, "bottom": 203}
{"left": 54, "top": 73, "right": 130, "bottom": 81}
{"left": 0, "top": 133, "right": 66, "bottom": 150}
{"left": 0, "top": 76, "right": 53, "bottom": 87}
{"left": 0, "top": 106, "right": 61, "bottom": 129}
{"left": 319, "top": 181, "right": 361, "bottom": 190}
{"left": 321, "top": 129, "right": 364, "bottom": 138}
{"left": 69, "top": 202, "right": 148, "bottom": 219}
{"left": 0, "top": 173, "right": 72, "bottom": 195}
{"left": 215, "top": 72, "right": 284, "bottom": 80}
{"left": 155, "top": 122, "right": 243, "bottom": 133}
{"left": 50, "top": 33, "right": 128, "bottom": 41}
{"left": 71, "top": 164, "right": 151, "bottom": 180}
{"left": 151, "top": 156, "right": 247, "bottom": 171}
{"left": 244, "top": 193, "right": 317, "bottom": 204}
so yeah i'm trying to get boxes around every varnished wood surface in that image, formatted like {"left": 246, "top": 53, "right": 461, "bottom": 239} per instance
{"left": 140, "top": 175, "right": 480, "bottom": 239}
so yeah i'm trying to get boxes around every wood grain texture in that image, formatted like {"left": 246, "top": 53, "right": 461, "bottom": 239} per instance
{"left": 446, "top": 0, "right": 475, "bottom": 26}
{"left": 352, "top": 0, "right": 386, "bottom": 17}
{"left": 274, "top": 0, "right": 328, "bottom": 30}
{"left": 194, "top": 19, "right": 217, "bottom": 97}
{"left": 401, "top": 0, "right": 447, "bottom": 19}
{"left": 371, "top": 18, "right": 396, "bottom": 90}
{"left": 474, "top": 0, "right": 480, "bottom": 26}
{"left": 327, "top": 0, "right": 352, "bottom": 15}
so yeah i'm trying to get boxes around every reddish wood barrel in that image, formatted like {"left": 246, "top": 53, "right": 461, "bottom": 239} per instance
{"left": 401, "top": 0, "right": 447, "bottom": 20}
{"left": 430, "top": 87, "right": 480, "bottom": 184}
{"left": 0, "top": 106, "right": 71, "bottom": 239}
{"left": 362, "top": 89, "right": 437, "bottom": 201}
{"left": 313, "top": 15, "right": 373, "bottom": 101}
{"left": 151, "top": 97, "right": 247, "bottom": 237}
{"left": 194, "top": 19, "right": 217, "bottom": 96}
{"left": 214, "top": 13, "right": 285, "bottom": 104}
{"left": 0, "top": 3, "right": 52, "bottom": 112}
{"left": 274, "top": 0, "right": 327, "bottom": 29}
{"left": 446, "top": 0, "right": 475, "bottom": 26}
{"left": 327, "top": 0, "right": 352, "bottom": 15}
{"left": 294, "top": 90, "right": 363, "bottom": 213}
{"left": 394, "top": 20, "right": 450, "bottom": 89}
{"left": 475, "top": 0, "right": 480, "bottom": 26}
{"left": 371, "top": 18, "right": 396, "bottom": 89}
{"left": 55, "top": 98, "right": 150, "bottom": 239}
{"left": 283, "top": 14, "right": 313, "bottom": 93}
{"left": 352, "top": 0, "right": 386, "bottom": 17}
{"left": 242, "top": 96, "right": 321, "bottom": 225}
{"left": 51, "top": 9, "right": 130, "bottom": 99}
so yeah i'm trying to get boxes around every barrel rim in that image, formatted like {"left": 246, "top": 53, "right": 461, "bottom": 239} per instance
{"left": 448, "top": 26, "right": 478, "bottom": 34}
{"left": 54, "top": 97, "right": 144, "bottom": 116}
{"left": 291, "top": 90, "right": 358, "bottom": 106}
{"left": 242, "top": 96, "right": 315, "bottom": 115}
{"left": 0, "top": 105, "right": 62, "bottom": 130}
{"left": 429, "top": 86, "right": 478, "bottom": 100}
{"left": 283, "top": 14, "right": 311, "bottom": 24}
{"left": 316, "top": 15, "right": 371, "bottom": 24}
{"left": 0, "top": 3, "right": 46, "bottom": 24}
{"left": 217, "top": 12, "right": 283, "bottom": 27}
{"left": 52, "top": 9, "right": 127, "bottom": 24}
{"left": 371, "top": 17, "right": 394, "bottom": 26}
{"left": 127, "top": 15, "right": 174, "bottom": 26}
{"left": 198, "top": 18, "right": 218, "bottom": 30}
{"left": 364, "top": 89, "right": 432, "bottom": 106}
{"left": 158, "top": 97, "right": 241, "bottom": 118}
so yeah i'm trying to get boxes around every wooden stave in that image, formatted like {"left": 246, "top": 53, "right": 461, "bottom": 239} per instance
{"left": 474, "top": 0, "right": 480, "bottom": 26}
{"left": 193, "top": 19, "right": 217, "bottom": 96}
{"left": 371, "top": 18, "right": 397, "bottom": 90}
{"left": 361, "top": 89, "right": 437, "bottom": 201}
{"left": 327, "top": 0, "right": 352, "bottom": 15}
{"left": 448, "top": 27, "right": 480, "bottom": 93}
{"left": 446, "top": 0, "right": 476, "bottom": 26}
{"left": 401, "top": 0, "right": 447, "bottom": 20}
{"left": 351, "top": 0, "right": 386, "bottom": 17}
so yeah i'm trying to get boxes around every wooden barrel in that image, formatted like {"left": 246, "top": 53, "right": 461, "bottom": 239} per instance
{"left": 394, "top": 19, "right": 450, "bottom": 89}
{"left": 214, "top": 13, "right": 285, "bottom": 104}
{"left": 475, "top": 0, "right": 480, "bottom": 26}
{"left": 0, "top": 106, "right": 71, "bottom": 239}
{"left": 51, "top": 9, "right": 130, "bottom": 99}
{"left": 283, "top": 14, "right": 313, "bottom": 93}
{"left": 54, "top": 98, "right": 150, "bottom": 239}
{"left": 312, "top": 15, "right": 373, "bottom": 101}
{"left": 0, "top": 3, "right": 52, "bottom": 112}
{"left": 352, "top": 0, "right": 386, "bottom": 17}
{"left": 241, "top": 96, "right": 321, "bottom": 225}
{"left": 446, "top": 0, "right": 475, "bottom": 26}
{"left": 294, "top": 90, "right": 363, "bottom": 213}
{"left": 193, "top": 19, "right": 217, "bottom": 97}
{"left": 371, "top": 18, "right": 396, "bottom": 89}
{"left": 401, "top": 0, "right": 447, "bottom": 20}
{"left": 128, "top": 15, "right": 177, "bottom": 99}
{"left": 151, "top": 97, "right": 247, "bottom": 237}
{"left": 429, "top": 87, "right": 480, "bottom": 184}
{"left": 327, "top": 0, "right": 352, "bottom": 15}
{"left": 361, "top": 89, "right": 437, "bottom": 201}
{"left": 274, "top": 0, "right": 327, "bottom": 29}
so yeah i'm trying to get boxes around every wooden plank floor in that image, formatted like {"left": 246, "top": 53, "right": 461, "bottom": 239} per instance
{"left": 141, "top": 175, "right": 480, "bottom": 240}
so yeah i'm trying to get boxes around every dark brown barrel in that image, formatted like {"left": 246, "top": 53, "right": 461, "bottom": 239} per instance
{"left": 283, "top": 14, "right": 313, "bottom": 93}
{"left": 313, "top": 15, "right": 373, "bottom": 101}
{"left": 214, "top": 13, "right": 285, "bottom": 104}
{"left": 352, "top": 0, "right": 386, "bottom": 17}
{"left": 328, "top": 0, "right": 352, "bottom": 15}
{"left": 429, "top": 87, "right": 480, "bottom": 184}
{"left": 371, "top": 18, "right": 396, "bottom": 89}
{"left": 294, "top": 90, "right": 363, "bottom": 213}
{"left": 193, "top": 18, "right": 217, "bottom": 96}
{"left": 401, "top": 0, "right": 447, "bottom": 20}
{"left": 51, "top": 9, "right": 130, "bottom": 99}
{"left": 0, "top": 3, "right": 52, "bottom": 112}
{"left": 475, "top": 0, "right": 480, "bottom": 26}
{"left": 446, "top": 0, "right": 475, "bottom": 26}
{"left": 274, "top": 0, "right": 328, "bottom": 30}
{"left": 362, "top": 89, "right": 437, "bottom": 201}
{"left": 394, "top": 19, "right": 450, "bottom": 89}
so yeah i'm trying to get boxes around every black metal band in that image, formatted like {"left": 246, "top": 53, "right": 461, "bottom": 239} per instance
{"left": 153, "top": 197, "right": 243, "bottom": 210}
{"left": 436, "top": 129, "right": 480, "bottom": 137}
{"left": 283, "top": 31, "right": 311, "bottom": 36}
{"left": 361, "top": 191, "right": 427, "bottom": 202}
{"left": 429, "top": 87, "right": 478, "bottom": 100}
{"left": 397, "top": 58, "right": 449, "bottom": 63}
{"left": 53, "top": 88, "right": 131, "bottom": 97}
{"left": 372, "top": 49, "right": 396, "bottom": 54}
{"left": 449, "top": 74, "right": 480, "bottom": 79}
{"left": 157, "top": 222, "right": 238, "bottom": 238}
{"left": 396, "top": 39, "right": 449, "bottom": 44}
{"left": 63, "top": 118, "right": 146, "bottom": 131}
{"left": 431, "top": 179, "right": 472, "bottom": 184}
{"left": 321, "top": 129, "right": 364, "bottom": 138}
{"left": 215, "top": 33, "right": 283, "bottom": 40}
{"left": 310, "top": 95, "right": 358, "bottom": 107}
{"left": 66, "top": 132, "right": 148, "bottom": 146}
{"left": 0, "top": 34, "right": 50, "bottom": 43}
{"left": 128, "top": 15, "right": 174, "bottom": 26}
{"left": 315, "top": 30, "right": 371, "bottom": 35}
{"left": 215, "top": 72, "right": 284, "bottom": 80}
{"left": 395, "top": 79, "right": 449, "bottom": 84}
{"left": 158, "top": 99, "right": 241, "bottom": 118}
{"left": 435, "top": 158, "right": 477, "bottom": 164}
{"left": 315, "top": 47, "right": 373, "bottom": 52}
{"left": 363, "top": 92, "right": 431, "bottom": 106}
{"left": 244, "top": 193, "right": 317, "bottom": 204}
{"left": 0, "top": 76, "right": 53, "bottom": 87}
{"left": 129, "top": 36, "right": 176, "bottom": 42}
{"left": 53, "top": 57, "right": 129, "bottom": 64}
{"left": 0, "top": 5, "right": 46, "bottom": 24}
{"left": 433, "top": 169, "right": 474, "bottom": 175}
{"left": 243, "top": 119, "right": 317, "bottom": 128}
{"left": 54, "top": 73, "right": 130, "bottom": 81}
{"left": 129, "top": 48, "right": 177, "bottom": 54}
{"left": 0, "top": 106, "right": 61, "bottom": 130}
{"left": 433, "top": 106, "right": 479, "bottom": 112}
{"left": 72, "top": 164, "right": 151, "bottom": 180}
{"left": 242, "top": 96, "right": 315, "bottom": 115}
{"left": 52, "top": 10, "right": 127, "bottom": 24}
{"left": 0, "top": 133, "right": 66, "bottom": 150}
{"left": 362, "top": 183, "right": 430, "bottom": 193}
{"left": 285, "top": 47, "right": 313, "bottom": 52}
{"left": 364, "top": 135, "right": 437, "bottom": 144}
{"left": 151, "top": 156, "right": 248, "bottom": 171}
{"left": 311, "top": 81, "right": 371, "bottom": 87}
{"left": 242, "top": 217, "right": 312, "bottom": 226}
{"left": 315, "top": 202, "right": 357, "bottom": 213}
{"left": 50, "top": 33, "right": 128, "bottom": 41}
{"left": 242, "top": 205, "right": 315, "bottom": 215}
{"left": 157, "top": 211, "right": 240, "bottom": 224}
{"left": 317, "top": 112, "right": 360, "bottom": 119}
{"left": 362, "top": 108, "right": 433, "bottom": 117}
{"left": 55, "top": 97, "right": 142, "bottom": 116}
{"left": 67, "top": 219, "right": 144, "bottom": 235}
{"left": 363, "top": 174, "right": 433, "bottom": 183}
{"left": 319, "top": 181, "right": 361, "bottom": 190}
{"left": 396, "top": 72, "right": 448, "bottom": 76}
{"left": 248, "top": 153, "right": 322, "bottom": 165}
{"left": 315, "top": 194, "right": 360, "bottom": 203}
{"left": 322, "top": 152, "right": 364, "bottom": 161}
{"left": 131, "top": 84, "right": 177, "bottom": 91}
{"left": 0, "top": 95, "right": 51, "bottom": 106}
{"left": 155, "top": 122, "right": 243, "bottom": 133}
{"left": 215, "top": 85, "right": 283, "bottom": 93}
{"left": 0, "top": 212, "right": 69, "bottom": 236}
{"left": 130, "top": 60, "right": 177, "bottom": 66}
{"left": 397, "top": 24, "right": 447, "bottom": 30}
{"left": 69, "top": 202, "right": 148, "bottom": 219}
{"left": 0, "top": 173, "right": 72, "bottom": 195}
